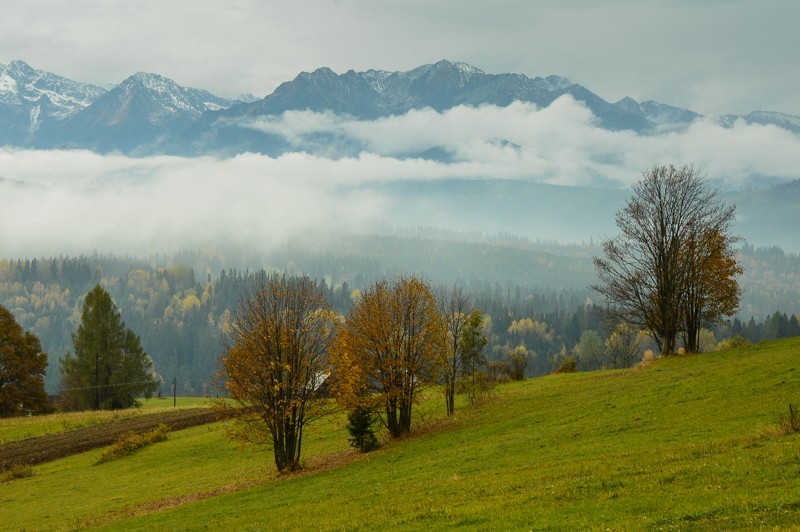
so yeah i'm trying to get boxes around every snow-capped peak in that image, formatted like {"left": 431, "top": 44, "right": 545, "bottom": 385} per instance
{"left": 114, "top": 71, "right": 239, "bottom": 118}
{"left": 0, "top": 60, "right": 106, "bottom": 123}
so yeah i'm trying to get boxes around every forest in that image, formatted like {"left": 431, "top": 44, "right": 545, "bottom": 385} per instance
{"left": 1, "top": 236, "right": 799, "bottom": 395}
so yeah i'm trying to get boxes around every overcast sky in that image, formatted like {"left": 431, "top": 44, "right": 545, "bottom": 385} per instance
{"left": 1, "top": 0, "right": 797, "bottom": 116}
{"left": 2, "top": 0, "right": 799, "bottom": 256}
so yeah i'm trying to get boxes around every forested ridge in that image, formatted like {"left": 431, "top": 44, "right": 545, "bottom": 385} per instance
{"left": 1, "top": 238, "right": 798, "bottom": 394}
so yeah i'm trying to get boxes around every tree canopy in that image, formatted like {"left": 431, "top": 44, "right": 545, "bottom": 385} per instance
{"left": 0, "top": 304, "right": 49, "bottom": 417}
{"left": 593, "top": 164, "right": 741, "bottom": 354}
{"left": 60, "top": 285, "right": 159, "bottom": 410}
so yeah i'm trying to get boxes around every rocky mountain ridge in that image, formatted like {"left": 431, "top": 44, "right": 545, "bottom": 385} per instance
{"left": 1, "top": 59, "right": 798, "bottom": 155}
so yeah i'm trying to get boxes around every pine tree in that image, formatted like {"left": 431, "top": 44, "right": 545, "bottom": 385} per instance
{"left": 60, "top": 285, "right": 159, "bottom": 410}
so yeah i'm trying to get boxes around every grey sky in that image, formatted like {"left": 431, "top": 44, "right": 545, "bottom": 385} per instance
{"left": 1, "top": 0, "right": 797, "bottom": 116}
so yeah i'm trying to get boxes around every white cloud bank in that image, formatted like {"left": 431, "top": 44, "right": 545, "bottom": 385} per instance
{"left": 240, "top": 98, "right": 800, "bottom": 188}
{"left": 2, "top": 97, "right": 799, "bottom": 257}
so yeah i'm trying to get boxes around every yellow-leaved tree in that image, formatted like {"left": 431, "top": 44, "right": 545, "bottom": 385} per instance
{"left": 216, "top": 272, "right": 336, "bottom": 473}
{"left": 331, "top": 275, "right": 447, "bottom": 439}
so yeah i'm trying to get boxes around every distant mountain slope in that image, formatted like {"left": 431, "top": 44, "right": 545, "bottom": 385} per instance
{"left": 0, "top": 60, "right": 105, "bottom": 144}
{"left": 615, "top": 97, "right": 702, "bottom": 129}
{"left": 728, "top": 179, "right": 800, "bottom": 251}
{"left": 36, "top": 72, "right": 241, "bottom": 153}
{"left": 200, "top": 60, "right": 651, "bottom": 155}
{"left": 717, "top": 110, "right": 800, "bottom": 134}
{"left": 371, "top": 178, "right": 800, "bottom": 252}
{"left": 1, "top": 59, "right": 798, "bottom": 156}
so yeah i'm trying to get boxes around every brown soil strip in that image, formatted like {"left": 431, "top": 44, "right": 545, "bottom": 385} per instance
{"left": 0, "top": 408, "right": 218, "bottom": 471}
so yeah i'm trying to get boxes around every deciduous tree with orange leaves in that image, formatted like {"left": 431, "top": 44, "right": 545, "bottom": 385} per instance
{"left": 0, "top": 304, "right": 49, "bottom": 417}
{"left": 217, "top": 273, "right": 336, "bottom": 472}
{"left": 331, "top": 276, "right": 447, "bottom": 439}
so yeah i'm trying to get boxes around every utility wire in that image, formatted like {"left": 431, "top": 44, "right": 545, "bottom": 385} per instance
{"left": 58, "top": 379, "right": 161, "bottom": 392}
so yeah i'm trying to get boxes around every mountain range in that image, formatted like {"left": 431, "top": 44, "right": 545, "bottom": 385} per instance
{"left": 2, "top": 59, "right": 798, "bottom": 156}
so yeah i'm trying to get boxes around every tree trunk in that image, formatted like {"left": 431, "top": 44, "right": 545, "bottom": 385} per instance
{"left": 445, "top": 377, "right": 455, "bottom": 417}
{"left": 386, "top": 402, "right": 400, "bottom": 439}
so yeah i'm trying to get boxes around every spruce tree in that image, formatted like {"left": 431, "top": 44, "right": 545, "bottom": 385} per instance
{"left": 60, "top": 285, "right": 159, "bottom": 410}
{"left": 346, "top": 405, "right": 379, "bottom": 452}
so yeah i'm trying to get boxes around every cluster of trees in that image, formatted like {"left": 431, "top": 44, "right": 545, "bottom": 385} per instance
{"left": 1, "top": 250, "right": 798, "bottom": 399}
{"left": 217, "top": 274, "right": 496, "bottom": 472}
{"left": 1, "top": 283, "right": 159, "bottom": 415}
{"left": 5, "top": 163, "right": 800, "bottom": 480}
{"left": 717, "top": 311, "right": 800, "bottom": 344}
{"left": 1, "top": 165, "right": 798, "bottom": 422}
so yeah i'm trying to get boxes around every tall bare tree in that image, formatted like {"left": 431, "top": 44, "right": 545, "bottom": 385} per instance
{"left": 437, "top": 285, "right": 469, "bottom": 416}
{"left": 593, "top": 164, "right": 740, "bottom": 354}
{"left": 217, "top": 273, "right": 335, "bottom": 472}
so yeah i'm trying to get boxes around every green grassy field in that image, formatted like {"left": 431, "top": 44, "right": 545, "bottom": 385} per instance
{"left": 3, "top": 339, "right": 800, "bottom": 530}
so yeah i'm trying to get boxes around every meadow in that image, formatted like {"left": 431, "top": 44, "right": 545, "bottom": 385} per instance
{"left": 2, "top": 338, "right": 799, "bottom": 530}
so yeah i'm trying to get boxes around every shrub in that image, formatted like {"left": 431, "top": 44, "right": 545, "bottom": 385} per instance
{"left": 95, "top": 423, "right": 170, "bottom": 464}
{"left": 1, "top": 464, "right": 34, "bottom": 482}
{"left": 635, "top": 349, "right": 656, "bottom": 370}
{"left": 506, "top": 346, "right": 529, "bottom": 381}
{"left": 485, "top": 361, "right": 510, "bottom": 384}
{"left": 779, "top": 403, "right": 800, "bottom": 435}
{"left": 553, "top": 357, "right": 577, "bottom": 374}
{"left": 456, "top": 370, "right": 496, "bottom": 404}
{"left": 717, "top": 335, "right": 751, "bottom": 351}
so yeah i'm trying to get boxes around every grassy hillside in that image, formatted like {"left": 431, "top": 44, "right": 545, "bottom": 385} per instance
{"left": 3, "top": 339, "right": 800, "bottom": 530}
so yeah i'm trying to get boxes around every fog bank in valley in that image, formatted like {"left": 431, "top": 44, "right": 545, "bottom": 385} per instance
{"left": 2, "top": 98, "right": 799, "bottom": 257}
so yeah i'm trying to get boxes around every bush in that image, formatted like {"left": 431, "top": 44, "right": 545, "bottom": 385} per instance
{"left": 635, "top": 349, "right": 657, "bottom": 370}
{"left": 506, "top": 346, "right": 529, "bottom": 381}
{"left": 485, "top": 361, "right": 510, "bottom": 384}
{"left": 1, "top": 464, "right": 34, "bottom": 482}
{"left": 95, "top": 423, "right": 170, "bottom": 464}
{"left": 456, "top": 370, "right": 496, "bottom": 404}
{"left": 553, "top": 357, "right": 577, "bottom": 374}
{"left": 717, "top": 335, "right": 751, "bottom": 351}
{"left": 346, "top": 406, "right": 379, "bottom": 453}
{"left": 779, "top": 403, "right": 800, "bottom": 435}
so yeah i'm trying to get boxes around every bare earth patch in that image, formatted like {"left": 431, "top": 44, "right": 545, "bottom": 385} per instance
{"left": 0, "top": 408, "right": 217, "bottom": 471}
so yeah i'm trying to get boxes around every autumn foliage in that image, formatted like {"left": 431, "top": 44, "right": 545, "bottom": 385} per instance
{"left": 217, "top": 273, "right": 335, "bottom": 472}
{"left": 0, "top": 304, "right": 49, "bottom": 417}
{"left": 331, "top": 276, "right": 447, "bottom": 439}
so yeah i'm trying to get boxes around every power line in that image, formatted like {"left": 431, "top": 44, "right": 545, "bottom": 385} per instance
{"left": 58, "top": 379, "right": 160, "bottom": 393}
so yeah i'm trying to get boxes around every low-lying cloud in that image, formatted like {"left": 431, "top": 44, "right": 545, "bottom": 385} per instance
{"left": 2, "top": 96, "right": 799, "bottom": 257}
{"left": 239, "top": 97, "right": 800, "bottom": 187}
